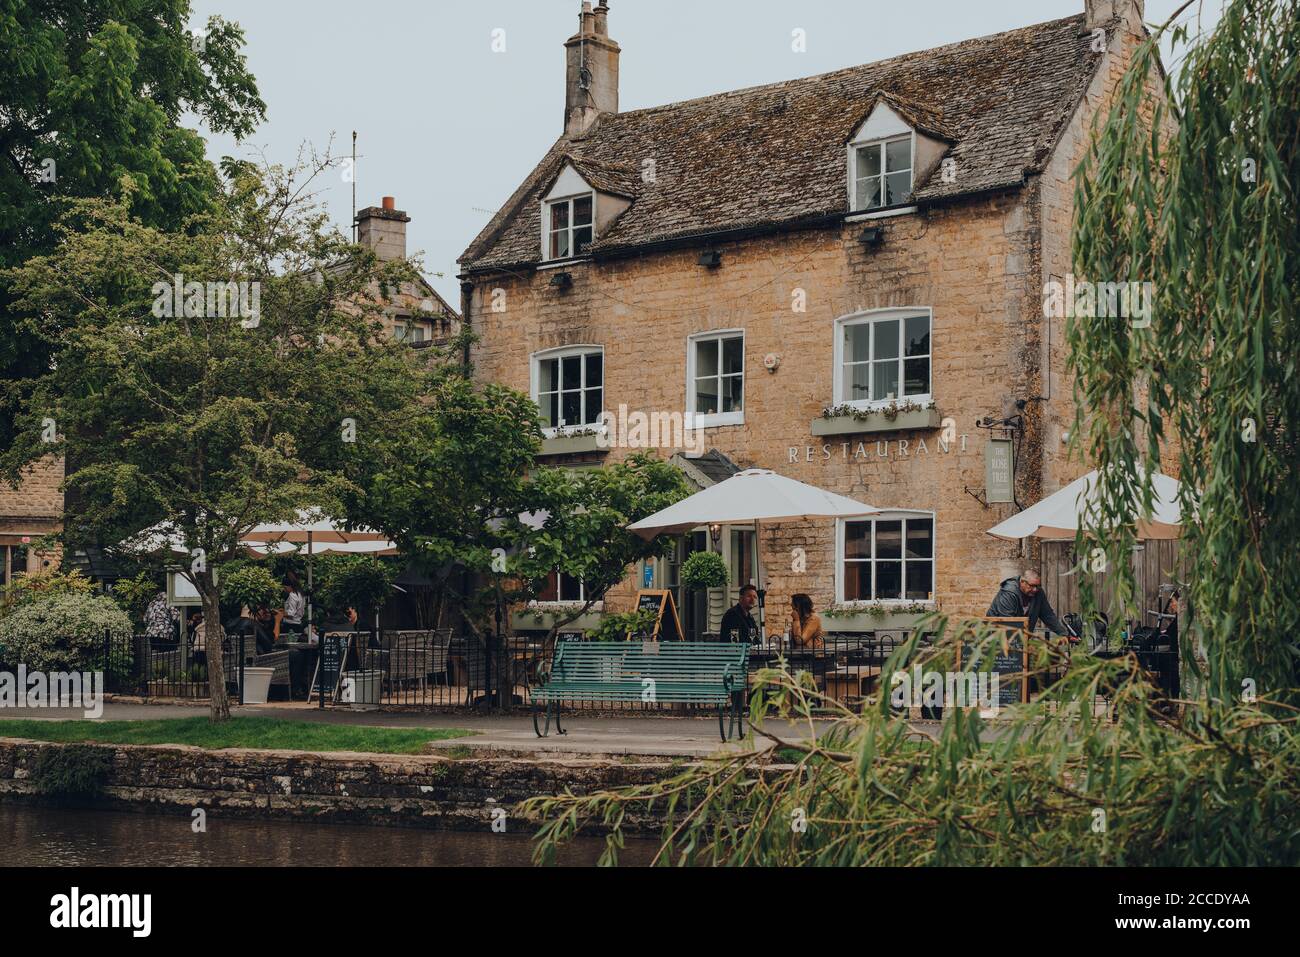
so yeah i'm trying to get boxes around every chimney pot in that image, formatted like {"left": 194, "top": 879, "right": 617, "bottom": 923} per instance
{"left": 382, "top": 196, "right": 395, "bottom": 211}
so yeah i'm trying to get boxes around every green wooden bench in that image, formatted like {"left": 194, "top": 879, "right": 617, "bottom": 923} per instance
{"left": 533, "top": 640, "right": 748, "bottom": 742}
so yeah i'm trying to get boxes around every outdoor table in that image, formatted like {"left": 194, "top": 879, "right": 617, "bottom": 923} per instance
{"left": 823, "top": 667, "right": 868, "bottom": 702}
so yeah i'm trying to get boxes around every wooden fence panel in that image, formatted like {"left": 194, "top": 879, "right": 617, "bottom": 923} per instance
{"left": 1041, "top": 540, "right": 1183, "bottom": 627}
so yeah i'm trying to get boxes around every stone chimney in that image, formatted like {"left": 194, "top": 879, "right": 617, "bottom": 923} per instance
{"left": 565, "top": 1, "right": 619, "bottom": 137}
{"left": 1085, "top": 0, "right": 1145, "bottom": 31}
{"left": 355, "top": 196, "right": 410, "bottom": 261}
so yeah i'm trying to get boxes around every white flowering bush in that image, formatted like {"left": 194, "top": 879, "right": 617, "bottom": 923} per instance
{"left": 0, "top": 592, "right": 134, "bottom": 678}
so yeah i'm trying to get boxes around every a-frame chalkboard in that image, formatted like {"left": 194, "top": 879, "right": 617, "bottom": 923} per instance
{"left": 308, "top": 631, "right": 354, "bottom": 702}
{"left": 633, "top": 589, "right": 683, "bottom": 641}
{"left": 956, "top": 617, "right": 1030, "bottom": 706}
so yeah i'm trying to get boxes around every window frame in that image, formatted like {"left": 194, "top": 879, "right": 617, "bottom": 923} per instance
{"left": 535, "top": 569, "right": 600, "bottom": 608}
{"left": 835, "top": 512, "right": 937, "bottom": 605}
{"left": 685, "top": 329, "right": 746, "bottom": 429}
{"left": 542, "top": 191, "right": 596, "bottom": 262}
{"left": 832, "top": 307, "right": 933, "bottom": 410}
{"left": 529, "top": 345, "right": 605, "bottom": 436}
{"left": 847, "top": 133, "right": 915, "bottom": 213}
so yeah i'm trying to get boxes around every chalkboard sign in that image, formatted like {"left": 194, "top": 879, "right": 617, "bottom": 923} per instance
{"left": 310, "top": 631, "right": 354, "bottom": 700}
{"left": 634, "top": 590, "right": 682, "bottom": 641}
{"left": 957, "top": 617, "right": 1029, "bottom": 707}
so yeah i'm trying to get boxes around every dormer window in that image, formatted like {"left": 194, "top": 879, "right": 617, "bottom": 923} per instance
{"left": 546, "top": 193, "right": 594, "bottom": 260}
{"left": 846, "top": 97, "right": 940, "bottom": 215}
{"left": 852, "top": 136, "right": 912, "bottom": 212}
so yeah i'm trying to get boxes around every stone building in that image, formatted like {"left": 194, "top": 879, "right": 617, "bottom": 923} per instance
{"left": 458, "top": 0, "right": 1162, "bottom": 636}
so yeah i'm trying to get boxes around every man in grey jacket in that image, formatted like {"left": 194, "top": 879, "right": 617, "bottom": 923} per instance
{"left": 986, "top": 569, "right": 1076, "bottom": 639}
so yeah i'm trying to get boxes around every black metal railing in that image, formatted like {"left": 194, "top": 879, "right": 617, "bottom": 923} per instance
{"left": 65, "top": 628, "right": 914, "bottom": 714}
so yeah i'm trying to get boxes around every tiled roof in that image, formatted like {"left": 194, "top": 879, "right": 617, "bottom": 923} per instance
{"left": 461, "top": 13, "right": 1103, "bottom": 272}
{"left": 672, "top": 449, "right": 742, "bottom": 490}
{"left": 563, "top": 154, "right": 642, "bottom": 199}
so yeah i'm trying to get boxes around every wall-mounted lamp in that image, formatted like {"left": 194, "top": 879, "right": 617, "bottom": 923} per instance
{"left": 858, "top": 226, "right": 884, "bottom": 248}
{"left": 698, "top": 250, "right": 723, "bottom": 269}
{"left": 709, "top": 523, "right": 723, "bottom": 545}
{"left": 549, "top": 271, "right": 573, "bottom": 290}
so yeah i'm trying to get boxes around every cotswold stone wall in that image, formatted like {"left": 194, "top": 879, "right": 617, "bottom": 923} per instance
{"left": 0, "top": 739, "right": 676, "bottom": 834}
{"left": 0, "top": 456, "right": 64, "bottom": 544}
{"left": 469, "top": 192, "right": 1042, "bottom": 619}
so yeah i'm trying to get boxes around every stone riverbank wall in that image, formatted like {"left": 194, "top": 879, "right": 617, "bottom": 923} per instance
{"left": 0, "top": 738, "right": 691, "bottom": 835}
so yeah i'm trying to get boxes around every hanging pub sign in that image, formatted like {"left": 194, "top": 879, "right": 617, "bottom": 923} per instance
{"left": 986, "top": 438, "right": 1015, "bottom": 504}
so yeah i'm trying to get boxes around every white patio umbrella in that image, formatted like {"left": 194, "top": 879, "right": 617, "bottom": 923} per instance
{"left": 986, "top": 469, "right": 1183, "bottom": 542}
{"left": 233, "top": 511, "right": 392, "bottom": 635}
{"left": 123, "top": 511, "right": 395, "bottom": 632}
{"left": 628, "top": 468, "right": 881, "bottom": 634}
{"left": 245, "top": 539, "right": 398, "bottom": 557}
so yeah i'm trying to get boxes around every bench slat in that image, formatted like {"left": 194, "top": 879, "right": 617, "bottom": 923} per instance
{"left": 538, "top": 641, "right": 748, "bottom": 705}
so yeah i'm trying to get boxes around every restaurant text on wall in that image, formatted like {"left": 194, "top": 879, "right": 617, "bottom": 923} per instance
{"left": 789, "top": 433, "right": 972, "bottom": 464}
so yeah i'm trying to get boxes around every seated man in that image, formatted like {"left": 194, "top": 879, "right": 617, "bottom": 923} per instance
{"left": 226, "top": 606, "right": 277, "bottom": 656}
{"left": 986, "top": 569, "right": 1075, "bottom": 639}
{"left": 719, "top": 584, "right": 761, "bottom": 644}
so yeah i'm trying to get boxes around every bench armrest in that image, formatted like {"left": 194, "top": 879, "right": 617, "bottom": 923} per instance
{"left": 723, "top": 662, "right": 739, "bottom": 691}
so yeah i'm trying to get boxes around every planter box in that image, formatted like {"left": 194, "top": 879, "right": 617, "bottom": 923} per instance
{"left": 510, "top": 610, "right": 605, "bottom": 633}
{"left": 822, "top": 612, "right": 930, "bottom": 633}
{"left": 539, "top": 433, "right": 607, "bottom": 456}
{"left": 811, "top": 408, "right": 941, "bottom": 437}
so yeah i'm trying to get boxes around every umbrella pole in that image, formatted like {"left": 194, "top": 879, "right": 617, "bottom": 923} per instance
{"left": 754, "top": 518, "right": 765, "bottom": 638}
{"left": 306, "top": 530, "right": 314, "bottom": 642}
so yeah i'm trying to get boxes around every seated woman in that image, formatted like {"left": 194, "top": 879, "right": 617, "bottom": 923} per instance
{"left": 789, "top": 593, "right": 825, "bottom": 651}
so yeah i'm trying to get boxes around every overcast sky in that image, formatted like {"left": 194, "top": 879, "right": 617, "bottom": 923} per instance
{"left": 189, "top": 0, "right": 1224, "bottom": 305}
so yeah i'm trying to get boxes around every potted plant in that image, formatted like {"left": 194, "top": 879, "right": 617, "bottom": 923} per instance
{"left": 681, "top": 550, "right": 728, "bottom": 638}
{"left": 315, "top": 556, "right": 395, "bottom": 709}
{"left": 314, "top": 554, "right": 395, "bottom": 630}
{"left": 220, "top": 564, "right": 281, "bottom": 619}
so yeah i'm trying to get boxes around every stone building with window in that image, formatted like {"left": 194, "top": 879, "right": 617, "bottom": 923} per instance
{"left": 459, "top": 1, "right": 1164, "bottom": 635}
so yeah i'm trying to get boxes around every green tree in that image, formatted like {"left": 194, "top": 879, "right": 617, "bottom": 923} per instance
{"left": 348, "top": 370, "right": 542, "bottom": 704}
{"left": 513, "top": 453, "right": 691, "bottom": 648}
{"left": 0, "top": 1, "right": 265, "bottom": 452}
{"left": 1, "top": 156, "right": 429, "bottom": 720}
{"left": 1070, "top": 0, "right": 1300, "bottom": 703}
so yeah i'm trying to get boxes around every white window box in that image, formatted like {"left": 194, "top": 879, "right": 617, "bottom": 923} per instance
{"left": 539, "top": 432, "right": 608, "bottom": 456}
{"left": 812, "top": 405, "right": 941, "bottom": 437}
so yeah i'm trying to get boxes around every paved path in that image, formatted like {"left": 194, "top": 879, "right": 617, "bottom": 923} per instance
{"left": 0, "top": 698, "right": 915, "bottom": 758}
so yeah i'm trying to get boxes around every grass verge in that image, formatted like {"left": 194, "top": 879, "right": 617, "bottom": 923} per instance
{"left": 0, "top": 717, "right": 474, "bottom": 755}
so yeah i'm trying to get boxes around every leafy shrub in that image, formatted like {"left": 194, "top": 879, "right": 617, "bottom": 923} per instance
{"left": 110, "top": 570, "right": 162, "bottom": 625}
{"left": 0, "top": 569, "right": 94, "bottom": 617}
{"left": 314, "top": 554, "right": 394, "bottom": 620}
{"left": 0, "top": 592, "right": 133, "bottom": 677}
{"left": 220, "top": 563, "right": 281, "bottom": 614}
{"left": 587, "top": 608, "right": 659, "bottom": 642}
{"left": 681, "top": 551, "right": 728, "bottom": 590}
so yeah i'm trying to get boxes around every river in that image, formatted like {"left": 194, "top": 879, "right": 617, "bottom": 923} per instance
{"left": 0, "top": 803, "right": 658, "bottom": 867}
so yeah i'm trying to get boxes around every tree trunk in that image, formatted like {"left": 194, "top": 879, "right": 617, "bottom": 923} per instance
{"left": 199, "top": 576, "right": 230, "bottom": 721}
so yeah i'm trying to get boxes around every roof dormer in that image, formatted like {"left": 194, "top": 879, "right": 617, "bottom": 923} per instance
{"left": 847, "top": 95, "right": 954, "bottom": 214}
{"left": 539, "top": 157, "right": 637, "bottom": 263}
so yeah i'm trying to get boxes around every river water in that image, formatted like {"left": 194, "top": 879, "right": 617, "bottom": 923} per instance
{"left": 0, "top": 803, "right": 657, "bottom": 867}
